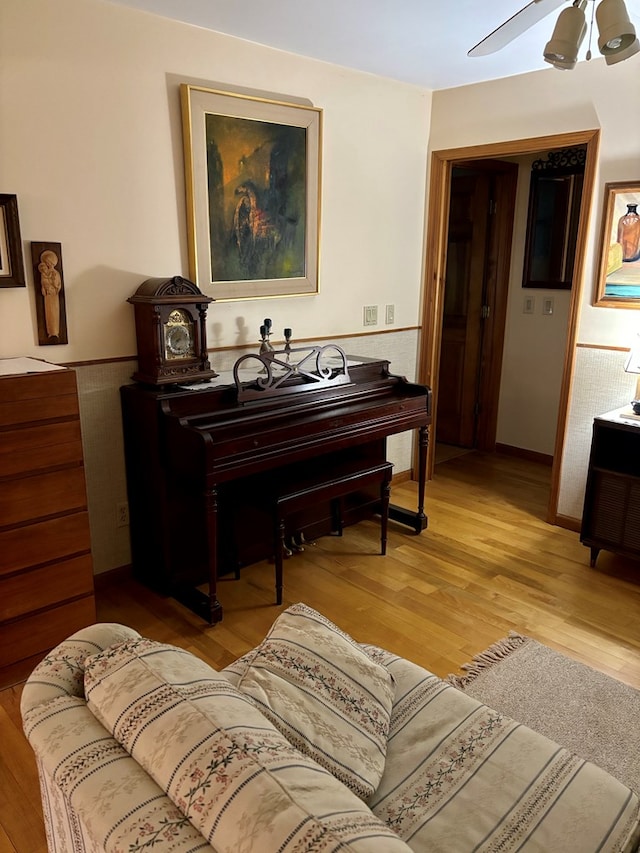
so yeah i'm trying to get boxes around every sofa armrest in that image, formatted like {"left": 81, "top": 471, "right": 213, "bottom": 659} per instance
{"left": 20, "top": 623, "right": 141, "bottom": 717}
{"left": 23, "top": 693, "right": 216, "bottom": 853}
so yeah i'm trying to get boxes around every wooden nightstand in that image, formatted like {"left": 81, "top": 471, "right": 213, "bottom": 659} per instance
{"left": 581, "top": 406, "right": 640, "bottom": 567}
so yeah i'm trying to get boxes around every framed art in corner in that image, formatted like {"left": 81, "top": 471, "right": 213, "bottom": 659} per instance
{"left": 180, "top": 84, "right": 322, "bottom": 301}
{"left": 594, "top": 181, "right": 640, "bottom": 308}
{"left": 0, "top": 194, "right": 26, "bottom": 288}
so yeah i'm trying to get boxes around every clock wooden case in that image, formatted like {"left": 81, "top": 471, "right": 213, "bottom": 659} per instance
{"left": 128, "top": 276, "right": 217, "bottom": 386}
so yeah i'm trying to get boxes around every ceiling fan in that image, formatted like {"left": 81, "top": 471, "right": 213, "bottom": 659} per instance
{"left": 469, "top": 0, "right": 639, "bottom": 69}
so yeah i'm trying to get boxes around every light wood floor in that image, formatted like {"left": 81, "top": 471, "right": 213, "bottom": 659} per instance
{"left": 3, "top": 451, "right": 640, "bottom": 852}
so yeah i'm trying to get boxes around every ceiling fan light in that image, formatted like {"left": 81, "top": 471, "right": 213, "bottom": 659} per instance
{"left": 543, "top": 4, "right": 587, "bottom": 69}
{"left": 596, "top": 0, "right": 637, "bottom": 55}
{"left": 604, "top": 35, "right": 640, "bottom": 63}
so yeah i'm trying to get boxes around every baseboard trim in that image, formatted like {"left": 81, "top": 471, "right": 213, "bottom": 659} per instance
{"left": 495, "top": 443, "right": 553, "bottom": 467}
{"left": 94, "top": 563, "right": 132, "bottom": 588}
{"left": 553, "top": 513, "right": 581, "bottom": 533}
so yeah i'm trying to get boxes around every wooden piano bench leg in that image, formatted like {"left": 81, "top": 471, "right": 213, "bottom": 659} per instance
{"left": 274, "top": 517, "right": 285, "bottom": 605}
{"left": 330, "top": 497, "right": 344, "bottom": 536}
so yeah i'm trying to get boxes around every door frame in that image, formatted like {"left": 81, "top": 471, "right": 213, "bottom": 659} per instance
{"left": 419, "top": 129, "right": 601, "bottom": 523}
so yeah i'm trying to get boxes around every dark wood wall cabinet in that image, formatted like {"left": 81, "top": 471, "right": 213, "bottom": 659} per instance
{"left": 580, "top": 407, "right": 640, "bottom": 567}
{"left": 0, "top": 361, "right": 95, "bottom": 687}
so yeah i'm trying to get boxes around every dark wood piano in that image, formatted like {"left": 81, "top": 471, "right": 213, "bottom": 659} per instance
{"left": 120, "top": 350, "right": 431, "bottom": 624}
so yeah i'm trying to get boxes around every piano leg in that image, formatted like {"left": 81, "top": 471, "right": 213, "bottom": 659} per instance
{"left": 381, "top": 475, "right": 390, "bottom": 555}
{"left": 388, "top": 424, "right": 429, "bottom": 534}
{"left": 175, "top": 484, "right": 223, "bottom": 625}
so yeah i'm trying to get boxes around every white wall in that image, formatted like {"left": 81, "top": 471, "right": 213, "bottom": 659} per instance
{"left": 0, "top": 0, "right": 431, "bottom": 362}
{"left": 496, "top": 153, "right": 571, "bottom": 456}
{"left": 0, "top": 0, "right": 432, "bottom": 574}
{"left": 431, "top": 58, "right": 640, "bottom": 516}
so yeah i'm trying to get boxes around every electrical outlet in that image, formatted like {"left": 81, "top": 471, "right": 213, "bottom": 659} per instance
{"left": 363, "top": 305, "right": 378, "bottom": 326}
{"left": 116, "top": 501, "right": 129, "bottom": 527}
{"left": 385, "top": 304, "right": 395, "bottom": 324}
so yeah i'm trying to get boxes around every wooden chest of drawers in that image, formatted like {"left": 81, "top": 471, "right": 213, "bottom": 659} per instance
{"left": 0, "top": 364, "right": 95, "bottom": 687}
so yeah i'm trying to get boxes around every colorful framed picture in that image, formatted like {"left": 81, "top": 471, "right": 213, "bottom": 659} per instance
{"left": 181, "top": 85, "right": 322, "bottom": 301}
{"left": 0, "top": 194, "right": 25, "bottom": 288}
{"left": 594, "top": 181, "right": 640, "bottom": 307}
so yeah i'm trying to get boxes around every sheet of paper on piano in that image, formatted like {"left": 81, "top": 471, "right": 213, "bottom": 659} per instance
{"left": 0, "top": 357, "right": 67, "bottom": 376}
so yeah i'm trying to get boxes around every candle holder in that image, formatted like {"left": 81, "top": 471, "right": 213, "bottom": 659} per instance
{"left": 284, "top": 327, "right": 292, "bottom": 363}
{"left": 259, "top": 318, "right": 274, "bottom": 352}
{"left": 258, "top": 319, "right": 274, "bottom": 374}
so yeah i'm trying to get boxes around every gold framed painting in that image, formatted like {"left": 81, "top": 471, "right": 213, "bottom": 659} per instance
{"left": 180, "top": 85, "right": 322, "bottom": 301}
{"left": 594, "top": 181, "right": 640, "bottom": 308}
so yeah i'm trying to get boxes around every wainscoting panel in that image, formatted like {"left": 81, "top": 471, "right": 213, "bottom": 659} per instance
{"left": 557, "top": 346, "right": 634, "bottom": 522}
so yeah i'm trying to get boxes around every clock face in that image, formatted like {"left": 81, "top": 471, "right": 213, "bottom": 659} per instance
{"left": 164, "top": 310, "right": 195, "bottom": 360}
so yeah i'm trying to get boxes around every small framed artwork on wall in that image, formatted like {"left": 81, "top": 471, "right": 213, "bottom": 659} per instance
{"left": 30, "top": 241, "right": 68, "bottom": 345}
{"left": 594, "top": 181, "right": 640, "bottom": 308}
{"left": 0, "top": 194, "right": 26, "bottom": 288}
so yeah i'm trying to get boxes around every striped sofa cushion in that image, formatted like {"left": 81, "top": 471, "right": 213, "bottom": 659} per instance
{"left": 236, "top": 603, "right": 395, "bottom": 800}
{"left": 83, "top": 637, "right": 412, "bottom": 853}
{"left": 367, "top": 648, "right": 640, "bottom": 853}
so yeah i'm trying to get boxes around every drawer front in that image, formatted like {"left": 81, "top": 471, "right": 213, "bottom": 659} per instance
{"left": 0, "top": 595, "right": 96, "bottom": 668}
{"left": 0, "top": 393, "right": 79, "bottom": 428}
{"left": 0, "top": 512, "right": 91, "bottom": 575}
{"left": 1, "top": 420, "right": 82, "bottom": 454}
{"left": 0, "top": 555, "right": 94, "bottom": 621}
{"left": 0, "top": 423, "right": 83, "bottom": 477}
{"left": 0, "top": 467, "right": 88, "bottom": 527}
{"left": 0, "top": 370, "right": 76, "bottom": 403}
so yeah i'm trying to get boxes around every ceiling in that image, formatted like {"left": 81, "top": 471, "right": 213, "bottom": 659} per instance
{"left": 104, "top": 0, "right": 640, "bottom": 91}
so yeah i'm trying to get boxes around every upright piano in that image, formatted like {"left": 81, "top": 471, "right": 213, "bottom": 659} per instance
{"left": 120, "top": 351, "right": 431, "bottom": 623}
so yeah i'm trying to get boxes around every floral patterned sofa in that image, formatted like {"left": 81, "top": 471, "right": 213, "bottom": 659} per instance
{"left": 21, "top": 603, "right": 640, "bottom": 853}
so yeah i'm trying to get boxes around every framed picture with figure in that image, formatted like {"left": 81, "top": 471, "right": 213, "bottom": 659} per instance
{"left": 31, "top": 241, "right": 68, "bottom": 345}
{"left": 181, "top": 84, "right": 322, "bottom": 301}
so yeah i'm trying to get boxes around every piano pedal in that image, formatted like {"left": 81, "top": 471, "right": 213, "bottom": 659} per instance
{"left": 295, "top": 531, "right": 316, "bottom": 549}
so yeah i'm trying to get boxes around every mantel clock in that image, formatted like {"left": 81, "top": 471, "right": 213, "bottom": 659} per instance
{"left": 128, "top": 276, "right": 217, "bottom": 386}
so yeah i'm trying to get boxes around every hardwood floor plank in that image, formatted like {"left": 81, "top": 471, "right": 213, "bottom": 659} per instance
{"left": 3, "top": 451, "right": 640, "bottom": 853}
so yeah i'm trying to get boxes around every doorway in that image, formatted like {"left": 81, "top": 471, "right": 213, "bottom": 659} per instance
{"left": 437, "top": 160, "right": 518, "bottom": 453}
{"left": 420, "top": 129, "right": 600, "bottom": 524}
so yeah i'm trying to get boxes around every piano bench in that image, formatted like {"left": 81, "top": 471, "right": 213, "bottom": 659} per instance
{"left": 270, "top": 460, "right": 393, "bottom": 605}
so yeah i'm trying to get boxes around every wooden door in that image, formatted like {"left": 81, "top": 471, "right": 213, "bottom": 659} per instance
{"left": 436, "top": 162, "right": 518, "bottom": 451}
{"left": 437, "top": 171, "right": 490, "bottom": 447}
